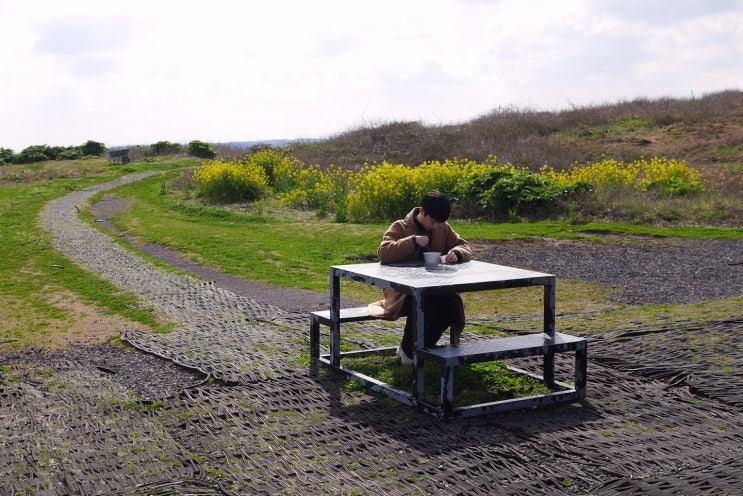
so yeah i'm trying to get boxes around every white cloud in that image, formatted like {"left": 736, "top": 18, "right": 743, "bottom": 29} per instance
{"left": 0, "top": 0, "right": 741, "bottom": 151}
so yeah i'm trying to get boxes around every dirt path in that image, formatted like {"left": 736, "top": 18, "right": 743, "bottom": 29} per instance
{"left": 1, "top": 175, "right": 741, "bottom": 495}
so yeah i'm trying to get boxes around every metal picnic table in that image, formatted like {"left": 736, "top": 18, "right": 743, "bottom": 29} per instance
{"left": 313, "top": 260, "right": 587, "bottom": 419}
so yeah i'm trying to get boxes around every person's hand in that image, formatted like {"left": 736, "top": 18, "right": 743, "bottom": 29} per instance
{"left": 414, "top": 235, "right": 429, "bottom": 247}
{"left": 443, "top": 250, "right": 458, "bottom": 263}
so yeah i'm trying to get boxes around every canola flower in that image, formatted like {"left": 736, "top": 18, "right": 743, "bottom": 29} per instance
{"left": 347, "top": 162, "right": 418, "bottom": 221}
{"left": 193, "top": 151, "right": 704, "bottom": 221}
{"left": 192, "top": 159, "right": 269, "bottom": 203}
{"left": 541, "top": 157, "right": 702, "bottom": 195}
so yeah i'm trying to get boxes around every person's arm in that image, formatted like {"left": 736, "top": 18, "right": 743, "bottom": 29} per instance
{"left": 442, "top": 225, "right": 472, "bottom": 263}
{"left": 378, "top": 220, "right": 422, "bottom": 263}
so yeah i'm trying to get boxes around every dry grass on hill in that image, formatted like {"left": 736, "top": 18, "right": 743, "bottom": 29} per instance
{"left": 287, "top": 89, "right": 743, "bottom": 176}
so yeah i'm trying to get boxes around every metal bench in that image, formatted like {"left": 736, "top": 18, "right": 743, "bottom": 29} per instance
{"left": 419, "top": 332, "right": 587, "bottom": 419}
{"left": 309, "top": 307, "right": 459, "bottom": 369}
{"left": 309, "top": 307, "right": 375, "bottom": 371}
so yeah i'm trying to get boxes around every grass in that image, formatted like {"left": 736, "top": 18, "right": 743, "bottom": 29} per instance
{"left": 343, "top": 356, "right": 553, "bottom": 407}
{"left": 0, "top": 158, "right": 195, "bottom": 352}
{"left": 97, "top": 169, "right": 740, "bottom": 317}
{"left": 102, "top": 169, "right": 384, "bottom": 299}
{"left": 91, "top": 163, "right": 740, "bottom": 404}
{"left": 97, "top": 171, "right": 743, "bottom": 306}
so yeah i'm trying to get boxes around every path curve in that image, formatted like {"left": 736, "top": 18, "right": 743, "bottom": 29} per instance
{"left": 39, "top": 171, "right": 301, "bottom": 383}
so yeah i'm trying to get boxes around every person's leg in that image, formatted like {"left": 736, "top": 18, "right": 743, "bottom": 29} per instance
{"left": 422, "top": 294, "right": 459, "bottom": 348}
{"left": 399, "top": 294, "right": 463, "bottom": 358}
{"left": 398, "top": 297, "right": 414, "bottom": 357}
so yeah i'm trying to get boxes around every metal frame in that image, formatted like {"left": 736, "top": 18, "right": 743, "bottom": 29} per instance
{"left": 319, "top": 261, "right": 587, "bottom": 420}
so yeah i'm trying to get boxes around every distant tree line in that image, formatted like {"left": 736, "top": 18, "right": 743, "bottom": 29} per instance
{"left": 0, "top": 140, "right": 107, "bottom": 165}
{"left": 0, "top": 139, "right": 216, "bottom": 165}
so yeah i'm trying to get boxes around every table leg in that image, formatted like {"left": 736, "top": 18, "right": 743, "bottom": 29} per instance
{"left": 330, "top": 271, "right": 341, "bottom": 368}
{"left": 413, "top": 291, "right": 425, "bottom": 404}
{"left": 310, "top": 314, "right": 320, "bottom": 376}
{"left": 441, "top": 365, "right": 454, "bottom": 420}
{"left": 543, "top": 279, "right": 556, "bottom": 385}
{"left": 575, "top": 340, "right": 588, "bottom": 398}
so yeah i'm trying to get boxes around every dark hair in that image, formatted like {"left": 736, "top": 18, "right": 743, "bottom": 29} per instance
{"left": 421, "top": 191, "right": 451, "bottom": 222}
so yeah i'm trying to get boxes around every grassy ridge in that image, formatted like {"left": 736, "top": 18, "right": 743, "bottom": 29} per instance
{"left": 285, "top": 90, "right": 743, "bottom": 172}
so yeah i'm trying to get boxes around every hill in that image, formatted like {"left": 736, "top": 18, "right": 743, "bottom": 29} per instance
{"left": 286, "top": 90, "right": 743, "bottom": 180}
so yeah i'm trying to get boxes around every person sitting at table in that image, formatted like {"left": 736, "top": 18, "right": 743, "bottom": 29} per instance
{"left": 367, "top": 191, "right": 472, "bottom": 365}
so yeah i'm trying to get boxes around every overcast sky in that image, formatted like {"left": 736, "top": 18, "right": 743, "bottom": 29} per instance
{"left": 1, "top": 0, "right": 741, "bottom": 151}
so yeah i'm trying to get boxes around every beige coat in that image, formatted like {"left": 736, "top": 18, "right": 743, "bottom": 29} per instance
{"left": 367, "top": 208, "right": 472, "bottom": 323}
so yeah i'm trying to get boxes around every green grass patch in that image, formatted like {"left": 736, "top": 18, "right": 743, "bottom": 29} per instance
{"left": 453, "top": 220, "right": 743, "bottom": 241}
{"left": 100, "top": 170, "right": 384, "bottom": 299}
{"left": 343, "top": 355, "right": 553, "bottom": 407}
{"left": 558, "top": 296, "right": 742, "bottom": 335}
{"left": 98, "top": 170, "right": 740, "bottom": 308}
{"left": 2, "top": 156, "right": 739, "bottom": 357}
{"left": 0, "top": 159, "right": 192, "bottom": 352}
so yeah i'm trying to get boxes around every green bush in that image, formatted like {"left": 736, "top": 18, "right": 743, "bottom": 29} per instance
{"left": 81, "top": 140, "right": 107, "bottom": 156}
{"left": 185, "top": 149, "right": 712, "bottom": 224}
{"left": 56, "top": 148, "right": 84, "bottom": 160}
{"left": 8, "top": 141, "right": 107, "bottom": 164}
{"left": 459, "top": 166, "right": 572, "bottom": 219}
{"left": 188, "top": 140, "right": 217, "bottom": 159}
{"left": 151, "top": 141, "right": 183, "bottom": 156}
{"left": 14, "top": 145, "right": 52, "bottom": 164}
{"left": 0, "top": 147, "right": 15, "bottom": 165}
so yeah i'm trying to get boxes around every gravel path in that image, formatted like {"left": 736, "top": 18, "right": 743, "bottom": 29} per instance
{"left": 38, "top": 171, "right": 306, "bottom": 384}
{"left": 475, "top": 236, "right": 743, "bottom": 305}
{"left": 1, "top": 171, "right": 741, "bottom": 495}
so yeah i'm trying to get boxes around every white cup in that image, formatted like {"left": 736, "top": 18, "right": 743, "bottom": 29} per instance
{"left": 423, "top": 252, "right": 441, "bottom": 267}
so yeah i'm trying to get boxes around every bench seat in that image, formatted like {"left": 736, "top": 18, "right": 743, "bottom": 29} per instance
{"left": 418, "top": 332, "right": 587, "bottom": 419}
{"left": 310, "top": 307, "right": 376, "bottom": 369}
{"left": 418, "top": 332, "right": 586, "bottom": 366}
{"left": 310, "top": 307, "right": 373, "bottom": 325}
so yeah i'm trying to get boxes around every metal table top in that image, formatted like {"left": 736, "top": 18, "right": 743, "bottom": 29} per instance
{"left": 331, "top": 260, "right": 554, "bottom": 293}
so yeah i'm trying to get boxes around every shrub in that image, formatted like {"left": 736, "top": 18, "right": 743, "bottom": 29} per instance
{"left": 343, "top": 159, "right": 493, "bottom": 222}
{"left": 541, "top": 157, "right": 703, "bottom": 196}
{"left": 8, "top": 141, "right": 108, "bottom": 164}
{"left": 0, "top": 147, "right": 12, "bottom": 165}
{"left": 413, "top": 159, "right": 485, "bottom": 200}
{"left": 637, "top": 157, "right": 703, "bottom": 195}
{"left": 188, "top": 140, "right": 217, "bottom": 159}
{"left": 151, "top": 141, "right": 183, "bottom": 156}
{"left": 81, "top": 140, "right": 107, "bottom": 156}
{"left": 247, "top": 148, "right": 300, "bottom": 190}
{"left": 56, "top": 148, "right": 84, "bottom": 160}
{"left": 14, "top": 145, "right": 52, "bottom": 164}
{"left": 459, "top": 165, "right": 572, "bottom": 219}
{"left": 192, "top": 160, "right": 268, "bottom": 203}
